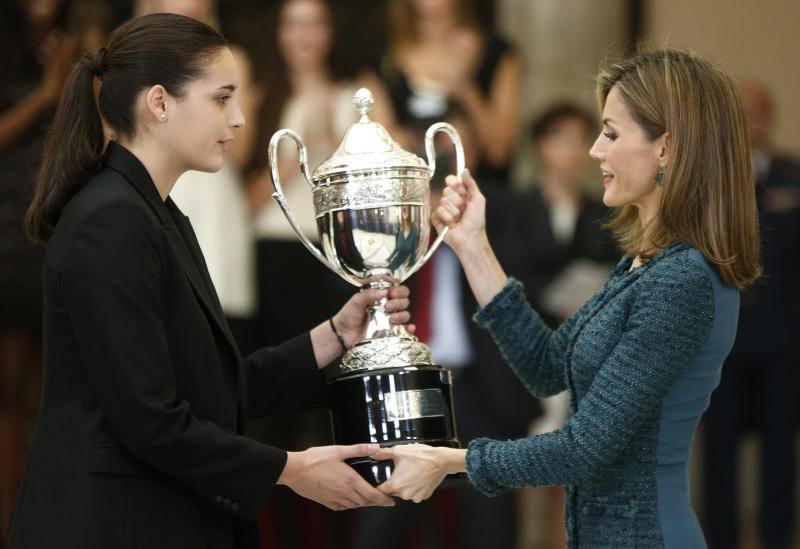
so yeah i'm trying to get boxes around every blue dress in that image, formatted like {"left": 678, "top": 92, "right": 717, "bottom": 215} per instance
{"left": 465, "top": 244, "right": 739, "bottom": 548}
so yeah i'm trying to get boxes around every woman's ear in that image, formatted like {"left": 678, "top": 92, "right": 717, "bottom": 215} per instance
{"left": 144, "top": 84, "right": 169, "bottom": 123}
{"left": 656, "top": 131, "right": 670, "bottom": 169}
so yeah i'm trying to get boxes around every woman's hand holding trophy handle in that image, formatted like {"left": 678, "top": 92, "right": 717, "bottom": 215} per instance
{"left": 433, "top": 169, "right": 510, "bottom": 308}
{"left": 432, "top": 169, "right": 486, "bottom": 253}
{"left": 404, "top": 122, "right": 466, "bottom": 278}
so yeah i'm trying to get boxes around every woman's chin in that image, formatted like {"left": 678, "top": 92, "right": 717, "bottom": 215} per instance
{"left": 601, "top": 190, "right": 619, "bottom": 208}
{"left": 192, "top": 157, "right": 225, "bottom": 174}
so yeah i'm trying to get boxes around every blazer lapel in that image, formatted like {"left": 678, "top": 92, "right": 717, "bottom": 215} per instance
{"left": 165, "top": 201, "right": 241, "bottom": 359}
{"left": 103, "top": 142, "right": 240, "bottom": 361}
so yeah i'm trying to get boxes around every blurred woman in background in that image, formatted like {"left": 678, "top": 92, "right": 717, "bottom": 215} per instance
{"left": 246, "top": 0, "right": 355, "bottom": 354}
{"left": 370, "top": 0, "right": 522, "bottom": 186}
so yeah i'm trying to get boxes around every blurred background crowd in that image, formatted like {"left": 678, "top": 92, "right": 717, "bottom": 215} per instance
{"left": 1, "top": 0, "right": 799, "bottom": 548}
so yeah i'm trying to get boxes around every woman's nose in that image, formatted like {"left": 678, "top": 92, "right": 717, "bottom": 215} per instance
{"left": 231, "top": 101, "right": 245, "bottom": 128}
{"left": 588, "top": 133, "right": 604, "bottom": 161}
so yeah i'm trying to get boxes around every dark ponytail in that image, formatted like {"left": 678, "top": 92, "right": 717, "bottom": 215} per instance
{"left": 25, "top": 13, "right": 227, "bottom": 243}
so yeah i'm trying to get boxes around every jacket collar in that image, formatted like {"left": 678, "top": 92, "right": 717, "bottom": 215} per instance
{"left": 609, "top": 242, "right": 690, "bottom": 280}
{"left": 104, "top": 141, "right": 240, "bottom": 362}
{"left": 165, "top": 199, "right": 241, "bottom": 358}
{"left": 103, "top": 141, "right": 174, "bottom": 231}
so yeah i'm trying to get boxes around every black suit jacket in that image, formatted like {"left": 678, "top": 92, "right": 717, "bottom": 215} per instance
{"left": 8, "top": 142, "right": 328, "bottom": 549}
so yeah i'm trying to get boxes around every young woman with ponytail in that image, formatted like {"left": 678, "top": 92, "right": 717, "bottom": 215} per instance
{"left": 9, "top": 13, "right": 410, "bottom": 549}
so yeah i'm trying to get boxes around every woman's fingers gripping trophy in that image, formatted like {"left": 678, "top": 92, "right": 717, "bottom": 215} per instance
{"left": 432, "top": 168, "right": 487, "bottom": 253}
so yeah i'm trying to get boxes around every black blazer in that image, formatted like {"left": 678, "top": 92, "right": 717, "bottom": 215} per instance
{"left": 8, "top": 142, "right": 328, "bottom": 549}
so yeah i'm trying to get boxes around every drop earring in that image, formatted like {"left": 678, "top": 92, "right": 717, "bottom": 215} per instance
{"left": 655, "top": 169, "right": 665, "bottom": 185}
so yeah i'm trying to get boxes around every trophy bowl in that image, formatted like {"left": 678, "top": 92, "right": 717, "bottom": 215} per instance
{"left": 268, "top": 88, "right": 466, "bottom": 486}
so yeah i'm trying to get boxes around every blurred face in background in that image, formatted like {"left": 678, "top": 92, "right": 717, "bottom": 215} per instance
{"left": 23, "top": 0, "right": 62, "bottom": 25}
{"left": 409, "top": 0, "right": 457, "bottom": 19}
{"left": 278, "top": 0, "right": 332, "bottom": 73}
{"left": 740, "top": 82, "right": 774, "bottom": 151}
{"left": 534, "top": 116, "right": 593, "bottom": 186}
{"left": 147, "top": 0, "right": 213, "bottom": 21}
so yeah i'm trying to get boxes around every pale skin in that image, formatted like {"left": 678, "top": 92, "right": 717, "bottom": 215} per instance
{"left": 374, "top": 84, "right": 670, "bottom": 501}
{"left": 118, "top": 46, "right": 415, "bottom": 510}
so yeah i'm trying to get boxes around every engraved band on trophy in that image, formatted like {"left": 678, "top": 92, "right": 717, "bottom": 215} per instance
{"left": 267, "top": 88, "right": 465, "bottom": 486}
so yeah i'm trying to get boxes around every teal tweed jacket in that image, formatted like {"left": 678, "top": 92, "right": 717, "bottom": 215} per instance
{"left": 465, "top": 243, "right": 739, "bottom": 548}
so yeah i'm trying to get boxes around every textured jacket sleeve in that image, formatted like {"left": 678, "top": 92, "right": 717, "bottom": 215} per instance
{"left": 473, "top": 277, "right": 600, "bottom": 398}
{"left": 467, "top": 258, "right": 715, "bottom": 496}
{"left": 61, "top": 200, "right": 287, "bottom": 522}
{"left": 243, "top": 333, "right": 329, "bottom": 420}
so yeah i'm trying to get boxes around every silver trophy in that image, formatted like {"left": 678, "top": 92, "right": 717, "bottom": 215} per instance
{"left": 268, "top": 88, "right": 464, "bottom": 485}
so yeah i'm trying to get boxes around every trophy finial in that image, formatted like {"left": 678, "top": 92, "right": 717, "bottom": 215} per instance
{"left": 353, "top": 88, "right": 374, "bottom": 121}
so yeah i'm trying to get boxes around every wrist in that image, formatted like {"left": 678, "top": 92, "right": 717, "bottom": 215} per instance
{"left": 436, "top": 447, "right": 467, "bottom": 475}
{"left": 277, "top": 451, "right": 301, "bottom": 487}
{"left": 329, "top": 317, "right": 348, "bottom": 352}
{"left": 454, "top": 232, "right": 491, "bottom": 260}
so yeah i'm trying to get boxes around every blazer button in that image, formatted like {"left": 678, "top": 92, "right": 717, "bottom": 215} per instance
{"left": 230, "top": 502, "right": 240, "bottom": 512}
{"left": 223, "top": 498, "right": 232, "bottom": 507}
{"left": 214, "top": 495, "right": 223, "bottom": 504}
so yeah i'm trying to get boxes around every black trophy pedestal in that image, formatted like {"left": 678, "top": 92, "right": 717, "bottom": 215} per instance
{"left": 329, "top": 365, "right": 465, "bottom": 488}
{"left": 344, "top": 457, "right": 467, "bottom": 488}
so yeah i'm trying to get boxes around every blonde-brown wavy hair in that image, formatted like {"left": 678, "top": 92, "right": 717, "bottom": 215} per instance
{"left": 597, "top": 49, "right": 761, "bottom": 289}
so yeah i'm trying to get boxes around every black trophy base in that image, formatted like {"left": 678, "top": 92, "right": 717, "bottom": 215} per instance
{"left": 346, "top": 455, "right": 467, "bottom": 489}
{"left": 329, "top": 365, "right": 464, "bottom": 489}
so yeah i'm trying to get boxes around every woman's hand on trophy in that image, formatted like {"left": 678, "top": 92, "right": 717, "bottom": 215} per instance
{"left": 332, "top": 285, "right": 414, "bottom": 348}
{"left": 373, "top": 444, "right": 466, "bottom": 503}
{"left": 278, "top": 444, "right": 396, "bottom": 510}
{"left": 311, "top": 285, "right": 413, "bottom": 368}
{"left": 432, "top": 169, "right": 488, "bottom": 254}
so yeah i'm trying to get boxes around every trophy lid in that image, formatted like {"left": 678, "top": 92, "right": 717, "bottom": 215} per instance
{"left": 311, "top": 88, "right": 428, "bottom": 182}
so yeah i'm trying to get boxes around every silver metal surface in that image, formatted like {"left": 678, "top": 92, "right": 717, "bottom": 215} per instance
{"left": 340, "top": 337, "right": 433, "bottom": 374}
{"left": 384, "top": 388, "right": 446, "bottom": 422}
{"left": 268, "top": 129, "right": 342, "bottom": 280}
{"left": 267, "top": 87, "right": 467, "bottom": 373}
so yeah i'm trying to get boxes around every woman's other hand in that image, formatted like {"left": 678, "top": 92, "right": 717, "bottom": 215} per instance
{"left": 432, "top": 168, "right": 487, "bottom": 253}
{"left": 373, "top": 444, "right": 466, "bottom": 503}
{"left": 431, "top": 168, "right": 509, "bottom": 308}
{"left": 332, "top": 285, "right": 414, "bottom": 349}
{"left": 311, "top": 284, "right": 413, "bottom": 369}
{"left": 278, "top": 444, "right": 395, "bottom": 510}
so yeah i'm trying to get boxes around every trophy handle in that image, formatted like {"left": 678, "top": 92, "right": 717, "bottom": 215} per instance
{"left": 404, "top": 122, "right": 466, "bottom": 279}
{"left": 268, "top": 129, "right": 356, "bottom": 285}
